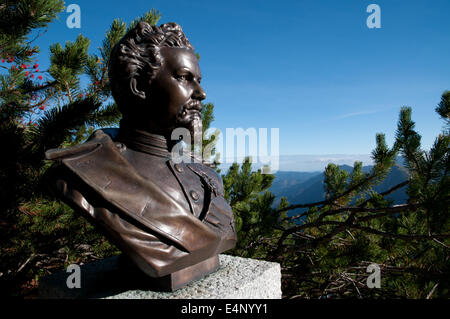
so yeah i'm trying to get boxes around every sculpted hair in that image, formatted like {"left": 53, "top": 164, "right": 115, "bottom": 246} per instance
{"left": 108, "top": 22, "right": 194, "bottom": 113}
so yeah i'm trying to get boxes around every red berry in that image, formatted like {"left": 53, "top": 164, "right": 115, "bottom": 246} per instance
{"left": 31, "top": 74, "right": 34, "bottom": 78}
{"left": 25, "top": 71, "right": 29, "bottom": 76}
{"left": 1, "top": 59, "right": 4, "bottom": 63}
{"left": 35, "top": 69, "right": 39, "bottom": 72}
{"left": 38, "top": 75, "right": 43, "bottom": 80}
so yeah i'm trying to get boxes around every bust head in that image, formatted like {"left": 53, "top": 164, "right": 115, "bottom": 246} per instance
{"left": 109, "top": 22, "right": 206, "bottom": 136}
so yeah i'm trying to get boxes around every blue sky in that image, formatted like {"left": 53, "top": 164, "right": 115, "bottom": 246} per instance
{"left": 29, "top": 0, "right": 450, "bottom": 167}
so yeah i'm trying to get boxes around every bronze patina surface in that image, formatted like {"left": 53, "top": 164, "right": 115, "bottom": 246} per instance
{"left": 45, "top": 22, "right": 237, "bottom": 290}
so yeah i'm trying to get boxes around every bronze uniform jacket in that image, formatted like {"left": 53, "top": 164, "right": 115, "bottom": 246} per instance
{"left": 45, "top": 130, "right": 237, "bottom": 278}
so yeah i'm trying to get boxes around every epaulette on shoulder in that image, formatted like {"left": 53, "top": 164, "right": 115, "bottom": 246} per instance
{"left": 45, "top": 129, "right": 111, "bottom": 161}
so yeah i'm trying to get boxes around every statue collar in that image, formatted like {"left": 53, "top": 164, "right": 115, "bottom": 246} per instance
{"left": 117, "top": 126, "right": 171, "bottom": 158}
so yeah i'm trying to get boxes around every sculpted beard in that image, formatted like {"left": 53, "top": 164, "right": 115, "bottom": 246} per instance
{"left": 176, "top": 100, "right": 203, "bottom": 139}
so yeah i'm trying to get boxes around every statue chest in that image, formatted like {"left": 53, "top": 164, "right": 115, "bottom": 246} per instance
{"left": 121, "top": 148, "right": 209, "bottom": 219}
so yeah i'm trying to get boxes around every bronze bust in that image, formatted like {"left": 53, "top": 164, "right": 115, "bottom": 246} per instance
{"left": 45, "top": 22, "right": 237, "bottom": 291}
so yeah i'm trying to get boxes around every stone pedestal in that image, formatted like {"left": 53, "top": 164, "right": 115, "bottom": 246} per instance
{"left": 38, "top": 254, "right": 282, "bottom": 299}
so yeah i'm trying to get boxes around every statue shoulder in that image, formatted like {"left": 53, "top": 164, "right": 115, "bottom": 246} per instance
{"left": 45, "top": 129, "right": 118, "bottom": 161}
{"left": 44, "top": 128, "right": 121, "bottom": 200}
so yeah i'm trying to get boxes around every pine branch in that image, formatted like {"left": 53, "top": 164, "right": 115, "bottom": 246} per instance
{"left": 0, "top": 0, "right": 64, "bottom": 61}
{"left": 342, "top": 224, "right": 450, "bottom": 241}
{"left": 127, "top": 9, "right": 161, "bottom": 32}
{"left": 22, "top": 80, "right": 56, "bottom": 94}
{"left": 86, "top": 102, "right": 121, "bottom": 127}
{"left": 23, "top": 97, "right": 101, "bottom": 165}
{"left": 275, "top": 171, "right": 382, "bottom": 214}
{"left": 275, "top": 218, "right": 450, "bottom": 256}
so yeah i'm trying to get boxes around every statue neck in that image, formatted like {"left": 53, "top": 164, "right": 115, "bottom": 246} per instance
{"left": 117, "top": 121, "right": 174, "bottom": 158}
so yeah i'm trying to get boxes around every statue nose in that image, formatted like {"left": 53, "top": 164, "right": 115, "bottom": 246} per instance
{"left": 193, "top": 83, "right": 206, "bottom": 101}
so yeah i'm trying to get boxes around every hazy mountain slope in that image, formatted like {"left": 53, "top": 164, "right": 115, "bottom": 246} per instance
{"left": 270, "top": 171, "right": 321, "bottom": 197}
{"left": 271, "top": 164, "right": 409, "bottom": 216}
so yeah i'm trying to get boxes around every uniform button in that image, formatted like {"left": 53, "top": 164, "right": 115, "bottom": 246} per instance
{"left": 174, "top": 164, "right": 184, "bottom": 173}
{"left": 190, "top": 190, "right": 199, "bottom": 201}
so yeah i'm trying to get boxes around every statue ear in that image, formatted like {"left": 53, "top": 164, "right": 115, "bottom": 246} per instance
{"left": 130, "top": 78, "right": 146, "bottom": 100}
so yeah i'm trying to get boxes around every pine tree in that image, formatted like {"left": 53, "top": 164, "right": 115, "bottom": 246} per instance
{"left": 201, "top": 102, "right": 221, "bottom": 168}
{"left": 222, "top": 158, "right": 289, "bottom": 258}
{"left": 266, "top": 98, "right": 449, "bottom": 298}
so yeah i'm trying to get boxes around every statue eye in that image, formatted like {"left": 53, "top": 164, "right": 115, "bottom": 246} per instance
{"left": 176, "top": 74, "right": 190, "bottom": 83}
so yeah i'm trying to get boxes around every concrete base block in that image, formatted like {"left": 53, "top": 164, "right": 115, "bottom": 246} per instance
{"left": 38, "top": 254, "right": 282, "bottom": 299}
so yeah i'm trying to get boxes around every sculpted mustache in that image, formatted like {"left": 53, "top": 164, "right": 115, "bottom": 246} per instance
{"left": 179, "top": 102, "right": 202, "bottom": 117}
{"left": 186, "top": 101, "right": 202, "bottom": 111}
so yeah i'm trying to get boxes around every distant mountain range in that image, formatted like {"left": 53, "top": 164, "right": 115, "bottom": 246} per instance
{"left": 270, "top": 163, "right": 409, "bottom": 216}
{"left": 219, "top": 154, "right": 375, "bottom": 173}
